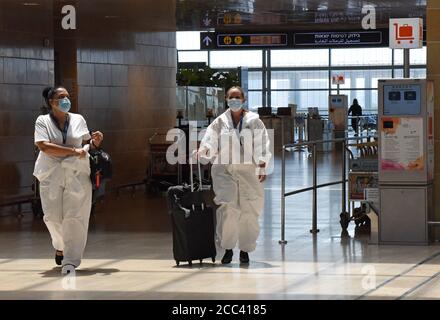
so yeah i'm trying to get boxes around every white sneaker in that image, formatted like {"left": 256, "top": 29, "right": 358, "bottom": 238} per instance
{"left": 61, "top": 264, "right": 76, "bottom": 275}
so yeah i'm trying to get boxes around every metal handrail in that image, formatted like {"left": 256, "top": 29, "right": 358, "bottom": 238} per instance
{"left": 279, "top": 134, "right": 378, "bottom": 245}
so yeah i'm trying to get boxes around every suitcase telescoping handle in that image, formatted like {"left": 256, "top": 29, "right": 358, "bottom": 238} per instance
{"left": 190, "top": 151, "right": 203, "bottom": 192}
{"left": 190, "top": 151, "right": 204, "bottom": 211}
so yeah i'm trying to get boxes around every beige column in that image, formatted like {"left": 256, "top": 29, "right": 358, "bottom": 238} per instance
{"left": 427, "top": 1, "right": 440, "bottom": 238}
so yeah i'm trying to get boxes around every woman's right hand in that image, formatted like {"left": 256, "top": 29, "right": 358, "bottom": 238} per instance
{"left": 74, "top": 148, "right": 87, "bottom": 159}
{"left": 193, "top": 148, "right": 210, "bottom": 162}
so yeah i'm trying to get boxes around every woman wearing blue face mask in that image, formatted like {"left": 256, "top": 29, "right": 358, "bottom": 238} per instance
{"left": 34, "top": 86, "right": 104, "bottom": 275}
{"left": 198, "top": 86, "right": 272, "bottom": 265}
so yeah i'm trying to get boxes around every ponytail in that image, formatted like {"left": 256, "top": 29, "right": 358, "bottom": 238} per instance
{"left": 42, "top": 86, "right": 65, "bottom": 109}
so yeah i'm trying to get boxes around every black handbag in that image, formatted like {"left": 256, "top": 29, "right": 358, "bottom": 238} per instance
{"left": 89, "top": 147, "right": 112, "bottom": 189}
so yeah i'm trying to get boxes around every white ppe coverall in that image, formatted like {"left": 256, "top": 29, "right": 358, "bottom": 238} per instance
{"left": 199, "top": 109, "right": 272, "bottom": 253}
{"left": 34, "top": 113, "right": 92, "bottom": 267}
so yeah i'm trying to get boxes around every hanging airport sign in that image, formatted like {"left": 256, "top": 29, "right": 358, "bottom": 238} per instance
{"left": 201, "top": 30, "right": 389, "bottom": 50}
{"left": 314, "top": 10, "right": 363, "bottom": 24}
{"left": 389, "top": 18, "right": 423, "bottom": 49}
{"left": 332, "top": 75, "right": 345, "bottom": 85}
{"left": 202, "top": 12, "right": 212, "bottom": 27}
{"left": 293, "top": 30, "right": 384, "bottom": 47}
{"left": 217, "top": 12, "right": 251, "bottom": 26}
{"left": 201, "top": 32, "right": 289, "bottom": 49}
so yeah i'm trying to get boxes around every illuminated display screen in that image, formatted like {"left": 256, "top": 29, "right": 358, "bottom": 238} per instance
{"left": 383, "top": 84, "right": 422, "bottom": 116}
{"left": 217, "top": 34, "right": 288, "bottom": 47}
{"left": 250, "top": 35, "right": 282, "bottom": 45}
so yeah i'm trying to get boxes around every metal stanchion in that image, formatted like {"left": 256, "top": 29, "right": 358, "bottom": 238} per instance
{"left": 310, "top": 143, "right": 319, "bottom": 234}
{"left": 342, "top": 140, "right": 347, "bottom": 213}
{"left": 357, "top": 116, "right": 361, "bottom": 136}
{"left": 280, "top": 134, "right": 377, "bottom": 240}
{"left": 279, "top": 146, "right": 288, "bottom": 245}
{"left": 404, "top": 49, "right": 410, "bottom": 79}
{"left": 340, "top": 140, "right": 350, "bottom": 231}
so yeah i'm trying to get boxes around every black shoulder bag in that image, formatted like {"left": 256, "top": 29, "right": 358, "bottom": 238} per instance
{"left": 89, "top": 142, "right": 112, "bottom": 190}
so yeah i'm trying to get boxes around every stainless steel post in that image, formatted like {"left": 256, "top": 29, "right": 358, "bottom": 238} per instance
{"left": 310, "top": 143, "right": 320, "bottom": 234}
{"left": 342, "top": 140, "right": 347, "bottom": 214}
{"left": 281, "top": 116, "right": 285, "bottom": 152}
{"left": 279, "top": 146, "right": 288, "bottom": 244}
{"left": 339, "top": 139, "right": 350, "bottom": 231}
{"left": 404, "top": 49, "right": 410, "bottom": 79}
{"left": 357, "top": 116, "right": 360, "bottom": 136}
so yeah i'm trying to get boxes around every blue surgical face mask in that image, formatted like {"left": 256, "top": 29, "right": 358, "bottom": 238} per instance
{"left": 58, "top": 97, "right": 71, "bottom": 113}
{"left": 228, "top": 98, "right": 244, "bottom": 112}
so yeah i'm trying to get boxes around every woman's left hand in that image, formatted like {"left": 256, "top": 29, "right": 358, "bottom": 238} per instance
{"left": 258, "top": 162, "right": 266, "bottom": 182}
{"left": 91, "top": 131, "right": 104, "bottom": 147}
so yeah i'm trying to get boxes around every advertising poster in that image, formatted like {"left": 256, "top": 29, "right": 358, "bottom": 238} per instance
{"left": 380, "top": 117, "right": 424, "bottom": 171}
{"left": 364, "top": 188, "right": 379, "bottom": 210}
{"left": 349, "top": 173, "right": 378, "bottom": 200}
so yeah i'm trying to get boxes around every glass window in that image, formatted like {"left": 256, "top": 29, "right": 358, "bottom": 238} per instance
{"left": 209, "top": 50, "right": 263, "bottom": 68}
{"left": 394, "top": 47, "right": 427, "bottom": 65}
{"left": 370, "top": 90, "right": 378, "bottom": 112}
{"left": 271, "top": 49, "right": 329, "bottom": 67}
{"left": 411, "top": 68, "right": 426, "bottom": 78}
{"left": 248, "top": 71, "right": 263, "bottom": 90}
{"left": 248, "top": 91, "right": 263, "bottom": 111}
{"left": 331, "top": 48, "right": 393, "bottom": 66}
{"left": 271, "top": 70, "right": 329, "bottom": 90}
{"left": 332, "top": 89, "right": 378, "bottom": 112}
{"left": 176, "top": 31, "right": 201, "bottom": 50}
{"left": 394, "top": 68, "right": 427, "bottom": 79}
{"left": 271, "top": 90, "right": 328, "bottom": 111}
{"left": 178, "top": 51, "right": 208, "bottom": 63}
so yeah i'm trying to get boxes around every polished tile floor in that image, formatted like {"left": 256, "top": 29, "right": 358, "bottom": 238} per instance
{"left": 1, "top": 149, "right": 440, "bottom": 300}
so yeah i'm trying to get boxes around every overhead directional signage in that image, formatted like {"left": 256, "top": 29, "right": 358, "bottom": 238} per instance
{"left": 201, "top": 29, "right": 393, "bottom": 50}
{"left": 389, "top": 18, "right": 423, "bottom": 49}
{"left": 294, "top": 31, "right": 384, "bottom": 47}
{"left": 218, "top": 33, "right": 288, "bottom": 48}
{"left": 202, "top": 12, "right": 212, "bottom": 27}
{"left": 201, "top": 32, "right": 289, "bottom": 49}
{"left": 217, "top": 12, "right": 251, "bottom": 26}
{"left": 202, "top": 35, "right": 213, "bottom": 47}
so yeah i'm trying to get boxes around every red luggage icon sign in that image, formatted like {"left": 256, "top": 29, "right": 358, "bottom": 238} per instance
{"left": 394, "top": 23, "right": 414, "bottom": 44}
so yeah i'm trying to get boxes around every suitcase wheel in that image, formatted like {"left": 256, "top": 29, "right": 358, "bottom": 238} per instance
{"left": 199, "top": 259, "right": 203, "bottom": 265}
{"left": 188, "top": 261, "right": 192, "bottom": 266}
{"left": 176, "top": 261, "right": 180, "bottom": 266}
{"left": 212, "top": 257, "right": 216, "bottom": 263}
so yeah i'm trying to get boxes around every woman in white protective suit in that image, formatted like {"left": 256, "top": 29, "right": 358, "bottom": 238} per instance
{"left": 34, "top": 86, "right": 104, "bottom": 275}
{"left": 198, "top": 86, "right": 272, "bottom": 265}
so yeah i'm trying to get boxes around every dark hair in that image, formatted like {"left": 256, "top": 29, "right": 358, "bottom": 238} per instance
{"left": 42, "top": 86, "right": 65, "bottom": 109}
{"left": 226, "top": 86, "right": 245, "bottom": 99}
{"left": 353, "top": 99, "right": 359, "bottom": 105}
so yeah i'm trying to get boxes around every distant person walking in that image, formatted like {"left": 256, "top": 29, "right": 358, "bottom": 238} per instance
{"left": 348, "top": 99, "right": 362, "bottom": 135}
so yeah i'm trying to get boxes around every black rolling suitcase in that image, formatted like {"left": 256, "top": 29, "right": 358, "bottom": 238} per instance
{"left": 167, "top": 160, "right": 216, "bottom": 266}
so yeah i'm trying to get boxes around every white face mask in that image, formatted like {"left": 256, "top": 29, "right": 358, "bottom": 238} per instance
{"left": 228, "top": 98, "right": 244, "bottom": 112}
